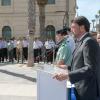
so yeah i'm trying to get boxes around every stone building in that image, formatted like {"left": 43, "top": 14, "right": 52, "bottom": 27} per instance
{"left": 0, "top": 0, "right": 76, "bottom": 40}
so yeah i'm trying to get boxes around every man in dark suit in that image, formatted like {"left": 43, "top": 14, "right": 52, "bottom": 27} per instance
{"left": 54, "top": 16, "right": 100, "bottom": 100}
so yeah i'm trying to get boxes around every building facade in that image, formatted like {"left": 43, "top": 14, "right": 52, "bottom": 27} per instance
{"left": 0, "top": 0, "right": 76, "bottom": 40}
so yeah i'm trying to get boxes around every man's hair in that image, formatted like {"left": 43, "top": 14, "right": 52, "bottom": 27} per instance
{"left": 72, "top": 16, "right": 90, "bottom": 32}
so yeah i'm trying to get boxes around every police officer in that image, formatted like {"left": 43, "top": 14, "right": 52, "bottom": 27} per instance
{"left": 13, "top": 37, "right": 17, "bottom": 60}
{"left": 22, "top": 37, "right": 28, "bottom": 61}
{"left": 7, "top": 39, "right": 14, "bottom": 63}
{"left": 35, "top": 38, "right": 43, "bottom": 62}
{"left": 55, "top": 28, "right": 72, "bottom": 69}
{"left": 33, "top": 38, "right": 39, "bottom": 63}
{"left": 16, "top": 38, "right": 23, "bottom": 63}
{"left": 44, "top": 38, "right": 55, "bottom": 63}
{"left": 2, "top": 39, "right": 7, "bottom": 62}
{"left": 0, "top": 38, "right": 2, "bottom": 63}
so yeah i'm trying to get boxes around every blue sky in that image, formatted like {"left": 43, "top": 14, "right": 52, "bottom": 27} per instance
{"left": 77, "top": 0, "right": 100, "bottom": 29}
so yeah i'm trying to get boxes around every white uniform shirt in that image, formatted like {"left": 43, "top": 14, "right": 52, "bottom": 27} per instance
{"left": 44, "top": 40, "right": 52, "bottom": 49}
{"left": 33, "top": 41, "right": 39, "bottom": 49}
{"left": 13, "top": 40, "right": 17, "bottom": 48}
{"left": 2, "top": 40, "right": 7, "bottom": 48}
{"left": 36, "top": 40, "right": 43, "bottom": 48}
{"left": 49, "top": 40, "right": 55, "bottom": 48}
{"left": 66, "top": 35, "right": 75, "bottom": 53}
{"left": 22, "top": 40, "right": 28, "bottom": 48}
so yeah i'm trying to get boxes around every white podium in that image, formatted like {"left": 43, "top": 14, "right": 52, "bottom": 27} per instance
{"left": 37, "top": 64, "right": 68, "bottom": 100}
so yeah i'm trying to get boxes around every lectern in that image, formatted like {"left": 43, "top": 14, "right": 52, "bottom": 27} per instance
{"left": 37, "top": 64, "right": 69, "bottom": 100}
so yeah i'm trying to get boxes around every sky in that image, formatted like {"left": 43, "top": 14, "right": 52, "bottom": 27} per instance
{"left": 77, "top": 0, "right": 100, "bottom": 29}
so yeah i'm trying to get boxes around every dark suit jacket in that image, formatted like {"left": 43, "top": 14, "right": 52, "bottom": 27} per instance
{"left": 69, "top": 33, "right": 100, "bottom": 100}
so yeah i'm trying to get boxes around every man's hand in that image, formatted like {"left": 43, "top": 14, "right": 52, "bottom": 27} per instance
{"left": 53, "top": 72, "right": 69, "bottom": 81}
{"left": 57, "top": 65, "right": 68, "bottom": 69}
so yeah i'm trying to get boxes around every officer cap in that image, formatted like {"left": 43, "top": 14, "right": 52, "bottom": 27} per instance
{"left": 56, "top": 27, "right": 70, "bottom": 35}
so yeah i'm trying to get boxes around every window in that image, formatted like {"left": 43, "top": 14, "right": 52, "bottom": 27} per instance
{"left": 46, "top": 25, "right": 55, "bottom": 40}
{"left": 47, "top": 0, "right": 55, "bottom": 4}
{"left": 1, "top": 0, "right": 11, "bottom": 6}
{"left": 2, "top": 26, "right": 12, "bottom": 40}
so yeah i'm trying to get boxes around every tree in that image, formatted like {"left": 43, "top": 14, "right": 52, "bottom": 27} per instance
{"left": 27, "top": 0, "right": 36, "bottom": 67}
{"left": 37, "top": 0, "right": 48, "bottom": 40}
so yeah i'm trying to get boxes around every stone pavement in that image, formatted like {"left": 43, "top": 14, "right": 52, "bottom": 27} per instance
{"left": 0, "top": 62, "right": 42, "bottom": 100}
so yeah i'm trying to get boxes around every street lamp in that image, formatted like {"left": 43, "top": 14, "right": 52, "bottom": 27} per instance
{"left": 91, "top": 19, "right": 95, "bottom": 31}
{"left": 76, "top": 5, "right": 79, "bottom": 17}
{"left": 63, "top": 11, "right": 69, "bottom": 28}
{"left": 95, "top": 15, "right": 99, "bottom": 31}
{"left": 98, "top": 10, "right": 100, "bottom": 23}
{"left": 98, "top": 10, "right": 100, "bottom": 32}
{"left": 95, "top": 10, "right": 100, "bottom": 32}
{"left": 62, "top": 0, "right": 71, "bottom": 28}
{"left": 95, "top": 15, "right": 99, "bottom": 24}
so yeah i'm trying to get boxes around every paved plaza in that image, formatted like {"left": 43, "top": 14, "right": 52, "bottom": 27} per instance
{"left": 0, "top": 62, "right": 41, "bottom": 100}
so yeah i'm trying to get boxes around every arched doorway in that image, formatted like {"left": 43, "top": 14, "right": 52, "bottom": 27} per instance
{"left": 2, "top": 26, "right": 12, "bottom": 40}
{"left": 46, "top": 25, "right": 55, "bottom": 40}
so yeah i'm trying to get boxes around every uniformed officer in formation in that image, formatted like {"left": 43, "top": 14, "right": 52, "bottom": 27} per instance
{"left": 13, "top": 37, "right": 17, "bottom": 60}
{"left": 2, "top": 38, "right": 7, "bottom": 62}
{"left": 22, "top": 37, "right": 28, "bottom": 61}
{"left": 33, "top": 37, "right": 43, "bottom": 63}
{"left": 44, "top": 38, "right": 55, "bottom": 63}
{"left": 7, "top": 39, "right": 14, "bottom": 63}
{"left": 16, "top": 38, "right": 23, "bottom": 63}
{"left": 35, "top": 37, "right": 43, "bottom": 62}
{"left": 0, "top": 38, "right": 3, "bottom": 63}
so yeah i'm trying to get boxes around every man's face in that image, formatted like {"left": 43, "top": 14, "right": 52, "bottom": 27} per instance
{"left": 56, "top": 34, "right": 63, "bottom": 43}
{"left": 97, "top": 34, "right": 100, "bottom": 43}
{"left": 71, "top": 23, "right": 81, "bottom": 38}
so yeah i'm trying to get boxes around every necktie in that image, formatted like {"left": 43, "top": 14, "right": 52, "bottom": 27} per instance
{"left": 72, "top": 39, "right": 79, "bottom": 54}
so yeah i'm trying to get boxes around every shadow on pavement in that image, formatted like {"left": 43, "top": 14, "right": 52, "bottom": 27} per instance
{"left": 0, "top": 69, "right": 36, "bottom": 82}
{"left": 0, "top": 62, "right": 25, "bottom": 66}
